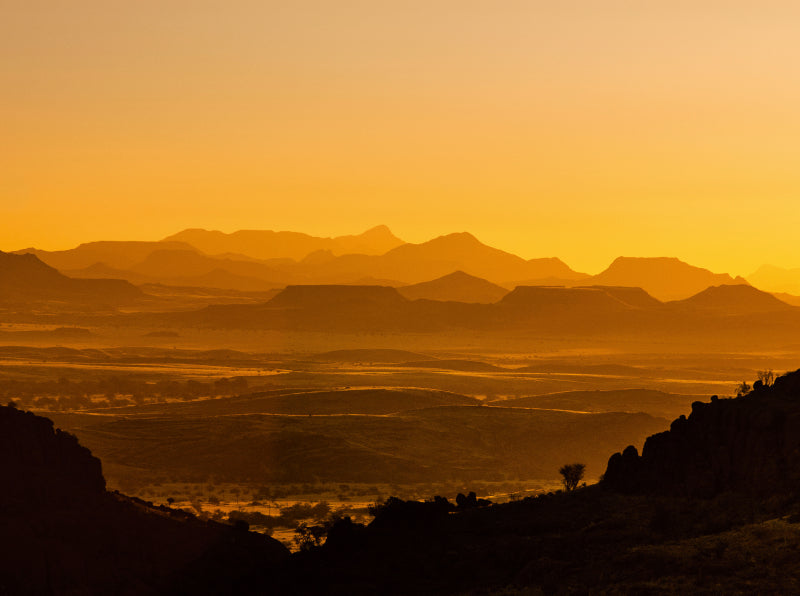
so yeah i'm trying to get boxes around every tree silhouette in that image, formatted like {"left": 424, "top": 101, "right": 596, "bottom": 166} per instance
{"left": 559, "top": 463, "right": 585, "bottom": 491}
{"left": 736, "top": 382, "right": 751, "bottom": 397}
{"left": 756, "top": 370, "right": 774, "bottom": 387}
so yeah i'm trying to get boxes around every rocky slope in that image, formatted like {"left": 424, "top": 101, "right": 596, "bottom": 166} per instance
{"left": 604, "top": 369, "right": 800, "bottom": 497}
{"left": 0, "top": 404, "right": 288, "bottom": 595}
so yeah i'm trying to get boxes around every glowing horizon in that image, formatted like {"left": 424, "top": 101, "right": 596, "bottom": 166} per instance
{"left": 3, "top": 1, "right": 800, "bottom": 276}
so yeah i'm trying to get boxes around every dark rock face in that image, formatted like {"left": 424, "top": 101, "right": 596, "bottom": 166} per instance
{"left": 604, "top": 369, "right": 800, "bottom": 497}
{"left": 0, "top": 405, "right": 105, "bottom": 504}
{"left": 0, "top": 405, "right": 288, "bottom": 595}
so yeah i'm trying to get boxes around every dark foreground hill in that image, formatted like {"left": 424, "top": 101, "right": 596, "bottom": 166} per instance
{"left": 12, "top": 368, "right": 800, "bottom": 594}
{"left": 0, "top": 404, "right": 288, "bottom": 595}
{"left": 604, "top": 368, "right": 800, "bottom": 497}
{"left": 273, "top": 369, "right": 800, "bottom": 594}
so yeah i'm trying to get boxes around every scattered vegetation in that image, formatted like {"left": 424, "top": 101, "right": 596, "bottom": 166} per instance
{"left": 559, "top": 462, "right": 585, "bottom": 491}
{"left": 1, "top": 374, "right": 251, "bottom": 411}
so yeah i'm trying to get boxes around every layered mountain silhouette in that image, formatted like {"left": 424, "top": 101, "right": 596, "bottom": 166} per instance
{"left": 397, "top": 271, "right": 509, "bottom": 303}
{"left": 138, "top": 280, "right": 800, "bottom": 347}
{"left": 302, "top": 232, "right": 586, "bottom": 285}
{"left": 63, "top": 253, "right": 293, "bottom": 291}
{"left": 127, "top": 249, "right": 292, "bottom": 287}
{"left": 163, "top": 225, "right": 404, "bottom": 260}
{"left": 14, "top": 240, "right": 199, "bottom": 270}
{"left": 667, "top": 284, "right": 794, "bottom": 314}
{"left": 747, "top": 264, "right": 800, "bottom": 295}
{"left": 0, "top": 251, "right": 142, "bottom": 303}
{"left": 591, "top": 256, "right": 748, "bottom": 301}
{"left": 13, "top": 229, "right": 770, "bottom": 303}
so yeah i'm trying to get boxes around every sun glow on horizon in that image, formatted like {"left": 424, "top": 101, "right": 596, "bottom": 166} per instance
{"left": 3, "top": 1, "right": 800, "bottom": 276}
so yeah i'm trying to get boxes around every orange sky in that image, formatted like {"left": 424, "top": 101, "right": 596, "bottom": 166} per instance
{"left": 3, "top": 1, "right": 800, "bottom": 275}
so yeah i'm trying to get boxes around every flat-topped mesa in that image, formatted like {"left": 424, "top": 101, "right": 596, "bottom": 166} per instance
{"left": 574, "top": 285, "right": 663, "bottom": 309}
{"left": 266, "top": 284, "right": 407, "bottom": 309}
{"left": 0, "top": 404, "right": 105, "bottom": 504}
{"left": 603, "top": 369, "right": 800, "bottom": 497}
{"left": 499, "top": 286, "right": 635, "bottom": 313}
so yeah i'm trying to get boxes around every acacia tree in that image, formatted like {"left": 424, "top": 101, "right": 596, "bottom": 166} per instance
{"left": 757, "top": 370, "right": 774, "bottom": 387}
{"left": 559, "top": 463, "right": 586, "bottom": 491}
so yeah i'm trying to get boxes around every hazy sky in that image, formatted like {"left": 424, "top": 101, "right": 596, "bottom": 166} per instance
{"left": 3, "top": 1, "right": 800, "bottom": 274}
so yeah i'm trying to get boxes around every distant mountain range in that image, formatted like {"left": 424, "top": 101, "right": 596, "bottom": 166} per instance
{"left": 8, "top": 226, "right": 797, "bottom": 304}
{"left": 0, "top": 250, "right": 142, "bottom": 303}
{"left": 7, "top": 245, "right": 795, "bottom": 344}
{"left": 591, "top": 257, "right": 748, "bottom": 301}
{"left": 13, "top": 240, "right": 199, "bottom": 270}
{"left": 747, "top": 264, "right": 800, "bottom": 295}
{"left": 142, "top": 282, "right": 800, "bottom": 347}
{"left": 162, "top": 225, "right": 404, "bottom": 260}
{"left": 397, "top": 270, "right": 509, "bottom": 303}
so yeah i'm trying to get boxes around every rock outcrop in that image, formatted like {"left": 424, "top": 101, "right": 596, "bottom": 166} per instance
{"left": 0, "top": 404, "right": 288, "bottom": 595}
{"left": 1, "top": 405, "right": 105, "bottom": 504}
{"left": 604, "top": 370, "right": 800, "bottom": 497}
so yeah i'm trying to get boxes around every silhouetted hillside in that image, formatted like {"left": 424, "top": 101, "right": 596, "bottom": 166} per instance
{"left": 312, "top": 348, "right": 436, "bottom": 362}
{"left": 0, "top": 250, "right": 143, "bottom": 303}
{"left": 591, "top": 256, "right": 748, "bottom": 301}
{"left": 773, "top": 291, "right": 800, "bottom": 306}
{"left": 499, "top": 389, "right": 697, "bottom": 422}
{"left": 267, "top": 284, "right": 405, "bottom": 309}
{"left": 579, "top": 285, "right": 664, "bottom": 309}
{"left": 0, "top": 405, "right": 105, "bottom": 502}
{"left": 498, "top": 286, "right": 635, "bottom": 318}
{"left": 0, "top": 405, "right": 288, "bottom": 595}
{"left": 667, "top": 283, "right": 795, "bottom": 314}
{"left": 163, "top": 225, "right": 404, "bottom": 260}
{"left": 14, "top": 240, "right": 198, "bottom": 270}
{"left": 116, "top": 248, "right": 292, "bottom": 291}
{"left": 747, "top": 264, "right": 800, "bottom": 294}
{"left": 397, "top": 270, "right": 509, "bottom": 303}
{"left": 301, "top": 232, "right": 586, "bottom": 285}
{"left": 277, "top": 372, "right": 800, "bottom": 595}
{"left": 62, "top": 261, "right": 155, "bottom": 283}
{"left": 604, "top": 368, "right": 800, "bottom": 497}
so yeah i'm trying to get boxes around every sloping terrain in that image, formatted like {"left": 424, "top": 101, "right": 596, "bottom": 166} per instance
{"left": 0, "top": 405, "right": 287, "bottom": 595}
{"left": 0, "top": 251, "right": 143, "bottom": 303}
{"left": 163, "top": 225, "right": 404, "bottom": 260}
{"left": 498, "top": 388, "right": 698, "bottom": 421}
{"left": 604, "top": 368, "right": 800, "bottom": 496}
{"left": 48, "top": 402, "right": 667, "bottom": 484}
{"left": 591, "top": 256, "right": 748, "bottom": 301}
{"left": 667, "top": 283, "right": 795, "bottom": 314}
{"left": 397, "top": 270, "right": 509, "bottom": 303}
